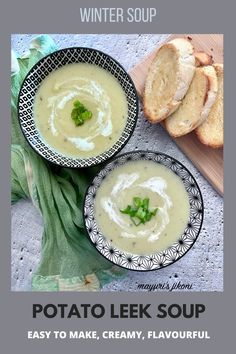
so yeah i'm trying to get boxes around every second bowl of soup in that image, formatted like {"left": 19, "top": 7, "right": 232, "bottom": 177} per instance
{"left": 84, "top": 151, "right": 204, "bottom": 271}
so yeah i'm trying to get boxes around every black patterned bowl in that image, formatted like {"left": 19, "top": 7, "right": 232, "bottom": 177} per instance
{"left": 18, "top": 47, "right": 138, "bottom": 168}
{"left": 84, "top": 151, "right": 204, "bottom": 271}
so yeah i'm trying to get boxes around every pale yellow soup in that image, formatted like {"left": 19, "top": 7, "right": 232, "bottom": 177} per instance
{"left": 94, "top": 160, "right": 190, "bottom": 255}
{"left": 34, "top": 63, "right": 128, "bottom": 158}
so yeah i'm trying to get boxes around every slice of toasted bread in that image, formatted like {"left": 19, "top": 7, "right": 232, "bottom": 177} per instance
{"left": 195, "top": 51, "right": 213, "bottom": 67}
{"left": 196, "top": 64, "right": 224, "bottom": 148}
{"left": 143, "top": 38, "right": 196, "bottom": 123}
{"left": 165, "top": 65, "right": 218, "bottom": 137}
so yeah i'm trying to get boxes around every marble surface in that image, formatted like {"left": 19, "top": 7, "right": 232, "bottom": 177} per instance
{"left": 11, "top": 34, "right": 223, "bottom": 291}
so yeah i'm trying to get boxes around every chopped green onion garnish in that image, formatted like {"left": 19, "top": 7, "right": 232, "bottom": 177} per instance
{"left": 71, "top": 100, "right": 92, "bottom": 126}
{"left": 120, "top": 197, "right": 158, "bottom": 226}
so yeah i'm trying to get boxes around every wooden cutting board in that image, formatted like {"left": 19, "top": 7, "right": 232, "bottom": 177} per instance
{"left": 129, "top": 34, "right": 224, "bottom": 196}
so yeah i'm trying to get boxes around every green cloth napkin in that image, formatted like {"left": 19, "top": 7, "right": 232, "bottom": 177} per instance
{"left": 11, "top": 35, "right": 126, "bottom": 291}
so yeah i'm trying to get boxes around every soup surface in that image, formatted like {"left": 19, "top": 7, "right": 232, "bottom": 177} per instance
{"left": 94, "top": 160, "right": 190, "bottom": 255}
{"left": 34, "top": 63, "right": 128, "bottom": 158}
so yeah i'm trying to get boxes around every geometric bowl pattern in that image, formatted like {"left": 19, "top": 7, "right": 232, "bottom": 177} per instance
{"left": 18, "top": 48, "right": 139, "bottom": 168}
{"left": 84, "top": 151, "right": 204, "bottom": 271}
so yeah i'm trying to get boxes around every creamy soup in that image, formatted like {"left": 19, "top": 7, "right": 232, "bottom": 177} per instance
{"left": 94, "top": 160, "right": 190, "bottom": 255}
{"left": 34, "top": 63, "right": 128, "bottom": 158}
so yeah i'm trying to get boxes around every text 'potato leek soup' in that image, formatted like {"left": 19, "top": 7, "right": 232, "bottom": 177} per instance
{"left": 94, "top": 160, "right": 190, "bottom": 255}
{"left": 34, "top": 63, "right": 128, "bottom": 158}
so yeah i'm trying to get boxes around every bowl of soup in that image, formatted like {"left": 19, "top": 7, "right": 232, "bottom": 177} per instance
{"left": 84, "top": 151, "right": 204, "bottom": 271}
{"left": 18, "top": 47, "right": 138, "bottom": 167}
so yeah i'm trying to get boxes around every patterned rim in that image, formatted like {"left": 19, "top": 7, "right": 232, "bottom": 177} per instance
{"left": 84, "top": 151, "right": 204, "bottom": 271}
{"left": 18, "top": 47, "right": 139, "bottom": 168}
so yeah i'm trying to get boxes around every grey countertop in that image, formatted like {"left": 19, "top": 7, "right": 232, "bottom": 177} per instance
{"left": 11, "top": 34, "right": 223, "bottom": 292}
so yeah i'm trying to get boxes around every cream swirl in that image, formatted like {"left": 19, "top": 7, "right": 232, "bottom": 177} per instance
{"left": 100, "top": 173, "right": 173, "bottom": 242}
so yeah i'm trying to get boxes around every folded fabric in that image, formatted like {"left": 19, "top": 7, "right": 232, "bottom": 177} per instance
{"left": 11, "top": 35, "right": 126, "bottom": 291}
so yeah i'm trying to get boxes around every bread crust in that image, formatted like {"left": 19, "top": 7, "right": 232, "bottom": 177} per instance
{"left": 195, "top": 51, "right": 213, "bottom": 67}
{"left": 143, "top": 38, "right": 196, "bottom": 123}
{"left": 195, "top": 133, "right": 223, "bottom": 148}
{"left": 195, "top": 64, "right": 224, "bottom": 148}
